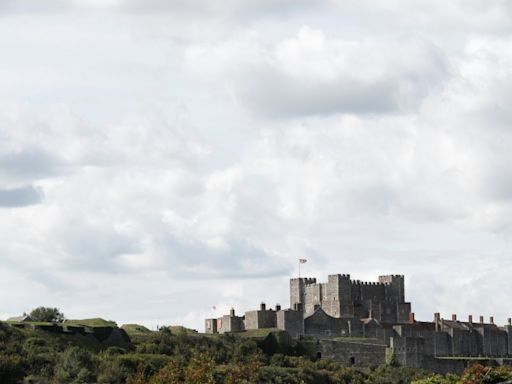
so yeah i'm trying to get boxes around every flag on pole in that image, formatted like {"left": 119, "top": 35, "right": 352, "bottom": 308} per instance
{"left": 299, "top": 258, "right": 307, "bottom": 264}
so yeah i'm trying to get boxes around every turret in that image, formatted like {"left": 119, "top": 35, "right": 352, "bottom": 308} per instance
{"left": 290, "top": 277, "right": 316, "bottom": 309}
{"left": 378, "top": 274, "right": 405, "bottom": 303}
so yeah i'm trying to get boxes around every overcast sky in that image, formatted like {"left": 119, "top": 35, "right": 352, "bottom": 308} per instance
{"left": 1, "top": 0, "right": 512, "bottom": 330}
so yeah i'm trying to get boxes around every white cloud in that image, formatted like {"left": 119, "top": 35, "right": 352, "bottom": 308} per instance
{"left": 186, "top": 27, "right": 447, "bottom": 117}
{"left": 2, "top": 1, "right": 512, "bottom": 331}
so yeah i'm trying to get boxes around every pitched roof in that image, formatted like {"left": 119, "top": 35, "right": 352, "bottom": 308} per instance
{"left": 6, "top": 315, "right": 32, "bottom": 322}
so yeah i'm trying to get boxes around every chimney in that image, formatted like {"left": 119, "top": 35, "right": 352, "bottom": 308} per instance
{"left": 480, "top": 315, "right": 484, "bottom": 323}
{"left": 368, "top": 309, "right": 373, "bottom": 319}
{"left": 468, "top": 315, "right": 473, "bottom": 324}
{"left": 452, "top": 314, "right": 457, "bottom": 321}
{"left": 260, "top": 302, "right": 266, "bottom": 311}
{"left": 276, "top": 304, "right": 281, "bottom": 311}
{"left": 230, "top": 308, "right": 235, "bottom": 317}
{"left": 434, "top": 313, "right": 440, "bottom": 332}
{"left": 408, "top": 313, "right": 415, "bottom": 324}
{"left": 490, "top": 316, "right": 494, "bottom": 324}
{"left": 508, "top": 318, "right": 511, "bottom": 326}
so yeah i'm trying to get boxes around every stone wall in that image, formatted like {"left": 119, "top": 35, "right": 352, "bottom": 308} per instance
{"left": 390, "top": 336, "right": 425, "bottom": 368}
{"left": 245, "top": 308, "right": 276, "bottom": 330}
{"left": 277, "top": 309, "right": 303, "bottom": 339}
{"left": 320, "top": 339, "right": 387, "bottom": 367}
{"left": 420, "top": 357, "right": 466, "bottom": 375}
{"left": 304, "top": 309, "right": 348, "bottom": 338}
{"left": 218, "top": 315, "right": 244, "bottom": 333}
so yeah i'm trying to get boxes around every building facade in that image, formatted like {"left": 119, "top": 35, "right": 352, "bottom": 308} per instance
{"left": 205, "top": 273, "right": 512, "bottom": 373}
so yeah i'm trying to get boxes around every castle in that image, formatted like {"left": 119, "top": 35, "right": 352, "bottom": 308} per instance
{"left": 205, "top": 274, "right": 512, "bottom": 373}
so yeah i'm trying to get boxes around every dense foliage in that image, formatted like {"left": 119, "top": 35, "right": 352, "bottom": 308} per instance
{"left": 1, "top": 320, "right": 512, "bottom": 383}
{"left": 28, "top": 307, "right": 65, "bottom": 323}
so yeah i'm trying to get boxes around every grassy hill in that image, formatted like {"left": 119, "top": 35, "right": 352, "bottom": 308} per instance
{"left": 168, "top": 325, "right": 198, "bottom": 335}
{"left": 64, "top": 318, "right": 118, "bottom": 327}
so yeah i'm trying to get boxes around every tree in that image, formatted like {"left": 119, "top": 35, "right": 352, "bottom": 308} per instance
{"left": 28, "top": 307, "right": 65, "bottom": 323}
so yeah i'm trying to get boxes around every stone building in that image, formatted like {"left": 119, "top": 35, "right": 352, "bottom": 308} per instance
{"left": 245, "top": 303, "right": 277, "bottom": 329}
{"left": 205, "top": 273, "right": 512, "bottom": 373}
{"left": 205, "top": 308, "right": 244, "bottom": 334}
{"left": 290, "top": 274, "right": 411, "bottom": 322}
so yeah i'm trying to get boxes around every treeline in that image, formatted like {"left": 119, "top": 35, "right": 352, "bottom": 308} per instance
{"left": 2, "top": 320, "right": 512, "bottom": 383}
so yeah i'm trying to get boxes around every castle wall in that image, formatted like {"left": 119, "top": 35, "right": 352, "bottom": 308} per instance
{"left": 396, "top": 303, "right": 412, "bottom": 322}
{"left": 379, "top": 275, "right": 405, "bottom": 303}
{"left": 362, "top": 319, "right": 382, "bottom": 339}
{"left": 433, "top": 332, "right": 452, "bottom": 356}
{"left": 320, "top": 339, "right": 387, "bottom": 367}
{"left": 450, "top": 329, "right": 480, "bottom": 356}
{"left": 245, "top": 309, "right": 276, "bottom": 330}
{"left": 277, "top": 309, "right": 303, "bottom": 339}
{"left": 390, "top": 336, "right": 424, "bottom": 368}
{"left": 472, "top": 325, "right": 509, "bottom": 357}
{"left": 420, "top": 357, "right": 465, "bottom": 375}
{"left": 380, "top": 302, "right": 398, "bottom": 323}
{"left": 304, "top": 308, "right": 349, "bottom": 337}
{"left": 506, "top": 325, "right": 512, "bottom": 355}
{"left": 304, "top": 284, "right": 322, "bottom": 314}
{"left": 357, "top": 282, "right": 386, "bottom": 304}
{"left": 217, "top": 314, "right": 244, "bottom": 333}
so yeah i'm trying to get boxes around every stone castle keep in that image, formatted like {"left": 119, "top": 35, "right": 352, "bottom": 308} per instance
{"left": 205, "top": 274, "right": 512, "bottom": 373}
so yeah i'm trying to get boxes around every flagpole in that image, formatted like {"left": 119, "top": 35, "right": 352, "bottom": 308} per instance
{"left": 298, "top": 258, "right": 307, "bottom": 278}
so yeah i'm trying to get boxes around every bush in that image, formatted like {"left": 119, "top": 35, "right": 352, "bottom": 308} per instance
{"left": 23, "top": 338, "right": 48, "bottom": 355}
{"left": 184, "top": 352, "right": 216, "bottom": 384}
{"left": 0, "top": 354, "right": 27, "bottom": 384}
{"left": 53, "top": 346, "right": 95, "bottom": 384}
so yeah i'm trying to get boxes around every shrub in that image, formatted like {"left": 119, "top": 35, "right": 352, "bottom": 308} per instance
{"left": 53, "top": 346, "right": 95, "bottom": 384}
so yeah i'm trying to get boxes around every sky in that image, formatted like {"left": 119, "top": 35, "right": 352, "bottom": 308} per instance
{"left": 1, "top": 0, "right": 512, "bottom": 330}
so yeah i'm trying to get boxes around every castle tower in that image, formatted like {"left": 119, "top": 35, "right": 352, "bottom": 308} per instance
{"left": 323, "top": 274, "right": 353, "bottom": 317}
{"left": 290, "top": 277, "right": 313, "bottom": 309}
{"left": 378, "top": 274, "right": 410, "bottom": 322}
{"left": 379, "top": 274, "right": 405, "bottom": 303}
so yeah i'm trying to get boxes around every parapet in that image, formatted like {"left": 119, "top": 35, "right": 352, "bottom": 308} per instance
{"left": 378, "top": 274, "right": 404, "bottom": 283}
{"left": 328, "top": 274, "right": 351, "bottom": 280}
{"left": 290, "top": 277, "right": 317, "bottom": 285}
{"left": 353, "top": 280, "right": 386, "bottom": 286}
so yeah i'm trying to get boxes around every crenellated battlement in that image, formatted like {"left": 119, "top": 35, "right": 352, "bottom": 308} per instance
{"left": 290, "top": 273, "right": 410, "bottom": 322}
